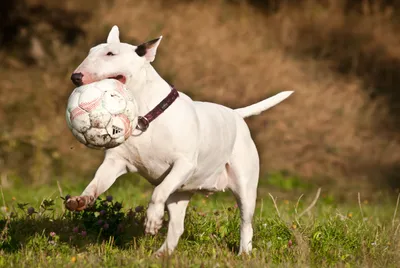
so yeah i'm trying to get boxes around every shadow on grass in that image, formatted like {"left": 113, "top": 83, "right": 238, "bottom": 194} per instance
{"left": 0, "top": 194, "right": 245, "bottom": 254}
{"left": 0, "top": 197, "right": 152, "bottom": 253}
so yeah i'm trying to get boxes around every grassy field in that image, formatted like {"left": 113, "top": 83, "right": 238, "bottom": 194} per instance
{"left": 1, "top": 175, "right": 399, "bottom": 267}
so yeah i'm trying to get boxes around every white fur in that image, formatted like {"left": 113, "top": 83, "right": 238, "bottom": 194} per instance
{"left": 236, "top": 91, "right": 294, "bottom": 118}
{"left": 144, "top": 36, "right": 163, "bottom": 62}
{"left": 107, "top": 25, "right": 120, "bottom": 43}
{"left": 66, "top": 26, "right": 293, "bottom": 256}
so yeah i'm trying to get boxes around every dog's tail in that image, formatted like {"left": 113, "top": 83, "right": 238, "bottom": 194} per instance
{"left": 234, "top": 91, "right": 294, "bottom": 118}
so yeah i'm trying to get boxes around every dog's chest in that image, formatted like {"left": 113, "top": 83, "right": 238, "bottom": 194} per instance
{"left": 120, "top": 137, "right": 171, "bottom": 185}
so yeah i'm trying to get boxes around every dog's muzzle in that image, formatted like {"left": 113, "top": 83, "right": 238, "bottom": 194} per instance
{"left": 71, "top": 73, "right": 84, "bottom": 86}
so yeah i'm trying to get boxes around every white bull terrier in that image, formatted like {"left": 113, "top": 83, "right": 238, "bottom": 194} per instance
{"left": 65, "top": 25, "right": 293, "bottom": 256}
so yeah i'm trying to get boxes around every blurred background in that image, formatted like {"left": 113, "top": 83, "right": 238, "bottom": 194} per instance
{"left": 1, "top": 0, "right": 400, "bottom": 201}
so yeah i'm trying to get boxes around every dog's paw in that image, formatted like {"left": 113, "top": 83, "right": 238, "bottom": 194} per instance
{"left": 144, "top": 203, "right": 164, "bottom": 235}
{"left": 153, "top": 250, "right": 165, "bottom": 258}
{"left": 65, "top": 195, "right": 95, "bottom": 211}
{"left": 154, "top": 246, "right": 173, "bottom": 258}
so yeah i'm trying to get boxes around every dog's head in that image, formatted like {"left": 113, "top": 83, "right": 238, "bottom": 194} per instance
{"left": 71, "top": 26, "right": 162, "bottom": 87}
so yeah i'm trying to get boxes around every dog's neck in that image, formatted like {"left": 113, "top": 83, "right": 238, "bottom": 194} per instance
{"left": 127, "top": 64, "right": 172, "bottom": 114}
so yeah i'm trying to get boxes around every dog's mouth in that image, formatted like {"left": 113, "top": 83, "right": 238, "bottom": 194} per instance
{"left": 108, "top": 75, "right": 126, "bottom": 84}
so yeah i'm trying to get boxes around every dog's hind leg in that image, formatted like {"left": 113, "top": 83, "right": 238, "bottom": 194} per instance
{"left": 155, "top": 191, "right": 193, "bottom": 257}
{"left": 228, "top": 127, "right": 260, "bottom": 255}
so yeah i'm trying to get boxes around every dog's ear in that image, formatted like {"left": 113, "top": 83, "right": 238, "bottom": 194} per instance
{"left": 135, "top": 36, "right": 162, "bottom": 62}
{"left": 107, "top": 25, "right": 120, "bottom": 43}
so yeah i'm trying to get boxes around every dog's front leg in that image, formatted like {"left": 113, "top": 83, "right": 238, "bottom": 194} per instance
{"left": 65, "top": 156, "right": 129, "bottom": 211}
{"left": 145, "top": 158, "right": 195, "bottom": 235}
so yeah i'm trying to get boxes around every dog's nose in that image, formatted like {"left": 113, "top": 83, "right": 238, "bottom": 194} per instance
{"left": 71, "top": 73, "right": 84, "bottom": 86}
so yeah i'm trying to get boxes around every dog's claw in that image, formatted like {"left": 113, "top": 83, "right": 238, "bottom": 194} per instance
{"left": 65, "top": 195, "right": 95, "bottom": 211}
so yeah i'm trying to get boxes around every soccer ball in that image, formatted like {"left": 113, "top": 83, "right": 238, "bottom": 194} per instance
{"left": 66, "top": 79, "right": 138, "bottom": 149}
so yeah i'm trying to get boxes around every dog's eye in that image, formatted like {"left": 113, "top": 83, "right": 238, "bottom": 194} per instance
{"left": 106, "top": 52, "right": 115, "bottom": 56}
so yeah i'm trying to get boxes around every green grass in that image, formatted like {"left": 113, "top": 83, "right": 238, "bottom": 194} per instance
{"left": 1, "top": 175, "right": 400, "bottom": 267}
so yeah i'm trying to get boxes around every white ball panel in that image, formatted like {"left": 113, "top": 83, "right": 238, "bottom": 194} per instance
{"left": 67, "top": 90, "right": 81, "bottom": 112}
{"left": 115, "top": 136, "right": 125, "bottom": 144}
{"left": 65, "top": 110, "right": 72, "bottom": 130}
{"left": 106, "top": 115, "right": 127, "bottom": 139}
{"left": 93, "top": 79, "right": 118, "bottom": 93}
{"left": 102, "top": 90, "right": 126, "bottom": 115}
{"left": 79, "top": 87, "right": 102, "bottom": 112}
{"left": 70, "top": 106, "right": 90, "bottom": 132}
{"left": 84, "top": 128, "right": 111, "bottom": 147}
{"left": 124, "top": 99, "right": 138, "bottom": 121}
{"left": 72, "top": 129, "right": 87, "bottom": 144}
{"left": 89, "top": 110, "right": 111, "bottom": 128}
